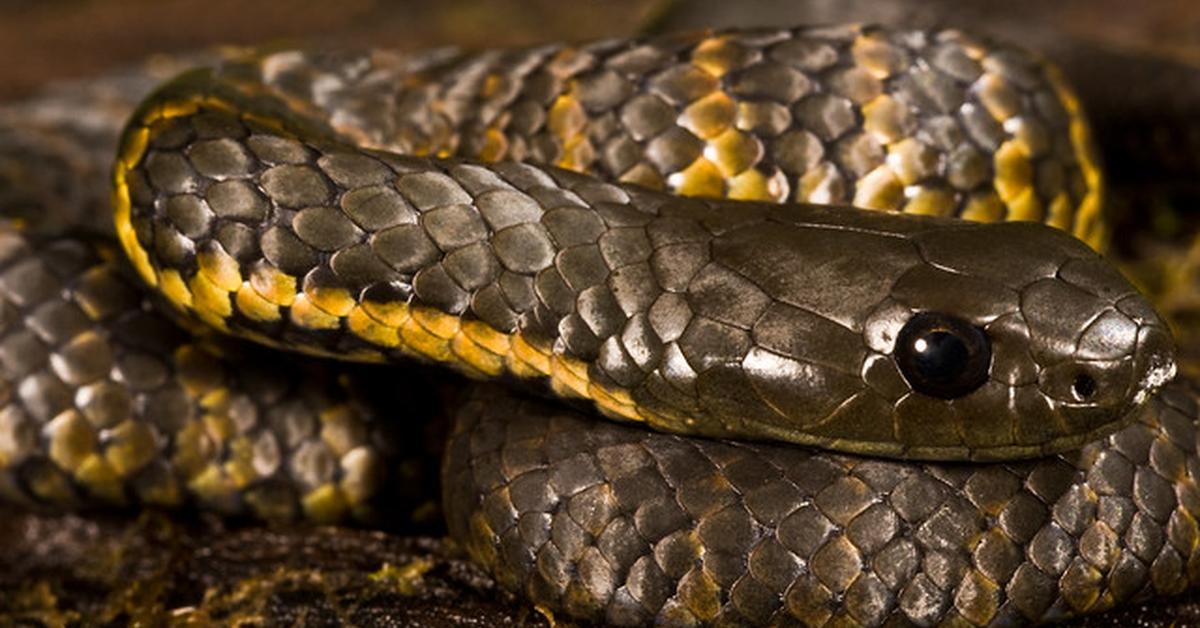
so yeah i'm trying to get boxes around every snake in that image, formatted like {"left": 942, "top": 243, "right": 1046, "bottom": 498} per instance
{"left": 0, "top": 23, "right": 1195, "bottom": 626}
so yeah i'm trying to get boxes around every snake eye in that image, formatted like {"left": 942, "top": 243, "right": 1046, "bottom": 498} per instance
{"left": 895, "top": 312, "right": 991, "bottom": 399}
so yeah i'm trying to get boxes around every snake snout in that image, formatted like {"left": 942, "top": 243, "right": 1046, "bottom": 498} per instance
{"left": 1040, "top": 299, "right": 1176, "bottom": 438}
{"left": 1131, "top": 321, "right": 1177, "bottom": 404}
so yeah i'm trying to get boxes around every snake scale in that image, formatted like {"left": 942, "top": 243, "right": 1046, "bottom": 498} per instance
{"left": 0, "top": 24, "right": 1195, "bottom": 626}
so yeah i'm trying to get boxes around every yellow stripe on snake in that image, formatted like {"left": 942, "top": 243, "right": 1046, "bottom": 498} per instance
{"left": 1, "top": 25, "right": 1195, "bottom": 627}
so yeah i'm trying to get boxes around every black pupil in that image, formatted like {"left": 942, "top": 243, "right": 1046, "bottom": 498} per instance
{"left": 911, "top": 331, "right": 969, "bottom": 380}
{"left": 895, "top": 312, "right": 991, "bottom": 399}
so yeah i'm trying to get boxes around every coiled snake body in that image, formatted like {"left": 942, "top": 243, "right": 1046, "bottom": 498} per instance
{"left": 0, "top": 24, "right": 1195, "bottom": 626}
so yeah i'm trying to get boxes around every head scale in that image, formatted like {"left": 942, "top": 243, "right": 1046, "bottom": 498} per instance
{"left": 658, "top": 211, "right": 1174, "bottom": 461}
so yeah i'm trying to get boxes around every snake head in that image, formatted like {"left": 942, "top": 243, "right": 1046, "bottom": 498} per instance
{"left": 688, "top": 209, "right": 1174, "bottom": 461}
{"left": 874, "top": 221, "right": 1176, "bottom": 459}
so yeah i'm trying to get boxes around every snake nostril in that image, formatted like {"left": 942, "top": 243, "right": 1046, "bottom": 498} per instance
{"left": 1072, "top": 373, "right": 1097, "bottom": 401}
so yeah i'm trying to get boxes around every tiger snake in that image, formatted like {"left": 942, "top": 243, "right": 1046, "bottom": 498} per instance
{"left": 0, "top": 24, "right": 1195, "bottom": 626}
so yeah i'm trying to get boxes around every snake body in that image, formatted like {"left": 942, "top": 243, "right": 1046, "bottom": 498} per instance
{"left": 0, "top": 24, "right": 1193, "bottom": 626}
{"left": 0, "top": 228, "right": 393, "bottom": 522}
{"left": 444, "top": 381, "right": 1200, "bottom": 626}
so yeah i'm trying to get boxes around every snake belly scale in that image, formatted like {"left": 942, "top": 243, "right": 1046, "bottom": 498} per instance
{"left": 0, "top": 23, "right": 1193, "bottom": 626}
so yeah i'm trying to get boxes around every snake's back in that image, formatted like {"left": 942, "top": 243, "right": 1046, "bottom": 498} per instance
{"left": 113, "top": 25, "right": 1171, "bottom": 460}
